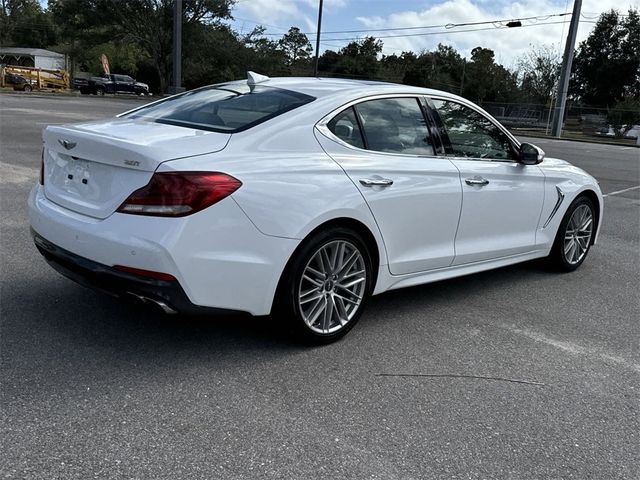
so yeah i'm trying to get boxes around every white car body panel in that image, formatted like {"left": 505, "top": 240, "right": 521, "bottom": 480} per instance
{"left": 536, "top": 157, "right": 604, "bottom": 247}
{"left": 42, "top": 122, "right": 229, "bottom": 219}
{"left": 450, "top": 159, "right": 545, "bottom": 265}
{"left": 29, "top": 77, "right": 604, "bottom": 316}
{"left": 316, "top": 131, "right": 462, "bottom": 274}
{"left": 160, "top": 114, "right": 389, "bottom": 271}
{"left": 29, "top": 185, "right": 298, "bottom": 315}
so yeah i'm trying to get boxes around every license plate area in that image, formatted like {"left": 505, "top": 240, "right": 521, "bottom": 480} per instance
{"left": 62, "top": 157, "right": 92, "bottom": 190}
{"left": 43, "top": 149, "right": 153, "bottom": 219}
{"left": 49, "top": 153, "right": 105, "bottom": 200}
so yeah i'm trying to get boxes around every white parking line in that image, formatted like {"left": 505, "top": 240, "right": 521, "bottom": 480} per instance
{"left": 603, "top": 185, "right": 640, "bottom": 197}
{"left": 500, "top": 324, "right": 640, "bottom": 373}
{"left": 0, "top": 161, "right": 38, "bottom": 184}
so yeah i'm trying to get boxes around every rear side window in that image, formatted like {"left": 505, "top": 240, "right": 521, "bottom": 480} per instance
{"left": 327, "top": 107, "right": 364, "bottom": 149}
{"left": 355, "top": 98, "right": 433, "bottom": 155}
{"left": 124, "top": 85, "right": 315, "bottom": 133}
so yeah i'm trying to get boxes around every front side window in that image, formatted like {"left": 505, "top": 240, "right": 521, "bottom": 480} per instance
{"left": 354, "top": 98, "right": 433, "bottom": 155}
{"left": 431, "top": 99, "right": 515, "bottom": 160}
{"left": 123, "top": 85, "right": 315, "bottom": 133}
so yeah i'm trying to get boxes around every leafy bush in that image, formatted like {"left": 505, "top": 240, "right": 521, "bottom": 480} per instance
{"left": 608, "top": 98, "right": 640, "bottom": 137}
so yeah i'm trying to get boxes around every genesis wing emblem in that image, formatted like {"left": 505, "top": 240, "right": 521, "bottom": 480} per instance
{"left": 58, "top": 139, "right": 77, "bottom": 150}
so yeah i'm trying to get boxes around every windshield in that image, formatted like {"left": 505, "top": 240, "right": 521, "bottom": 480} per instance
{"left": 123, "top": 84, "right": 315, "bottom": 133}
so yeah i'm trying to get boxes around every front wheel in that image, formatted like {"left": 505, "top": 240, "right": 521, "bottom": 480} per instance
{"left": 95, "top": 87, "right": 105, "bottom": 96}
{"left": 548, "top": 195, "right": 596, "bottom": 271}
{"left": 23, "top": 84, "right": 32, "bottom": 92}
{"left": 277, "top": 227, "right": 373, "bottom": 344}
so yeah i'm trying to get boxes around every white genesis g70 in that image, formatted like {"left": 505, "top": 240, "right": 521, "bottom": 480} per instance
{"left": 29, "top": 73, "right": 603, "bottom": 342}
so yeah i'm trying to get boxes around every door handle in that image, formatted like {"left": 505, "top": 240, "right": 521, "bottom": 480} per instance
{"left": 465, "top": 176, "right": 489, "bottom": 186}
{"left": 359, "top": 178, "right": 394, "bottom": 187}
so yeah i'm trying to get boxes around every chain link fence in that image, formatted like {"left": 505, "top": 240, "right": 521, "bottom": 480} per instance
{"left": 479, "top": 101, "right": 639, "bottom": 145}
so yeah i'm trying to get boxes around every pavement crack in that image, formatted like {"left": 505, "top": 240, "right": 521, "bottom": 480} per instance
{"left": 375, "top": 373, "right": 546, "bottom": 386}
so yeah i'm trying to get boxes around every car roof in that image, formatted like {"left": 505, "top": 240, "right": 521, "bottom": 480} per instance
{"left": 216, "top": 76, "right": 459, "bottom": 102}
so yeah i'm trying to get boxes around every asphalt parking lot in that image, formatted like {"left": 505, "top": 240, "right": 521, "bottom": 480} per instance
{"left": 1, "top": 94, "right": 638, "bottom": 479}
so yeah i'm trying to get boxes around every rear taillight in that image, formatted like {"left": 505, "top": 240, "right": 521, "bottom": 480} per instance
{"left": 39, "top": 148, "right": 44, "bottom": 185}
{"left": 117, "top": 171, "right": 241, "bottom": 217}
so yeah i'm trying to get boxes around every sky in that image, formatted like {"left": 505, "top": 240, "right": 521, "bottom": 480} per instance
{"left": 229, "top": 0, "right": 640, "bottom": 66}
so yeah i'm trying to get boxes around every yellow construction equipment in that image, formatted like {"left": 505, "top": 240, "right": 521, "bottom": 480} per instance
{"left": 1, "top": 64, "right": 69, "bottom": 91}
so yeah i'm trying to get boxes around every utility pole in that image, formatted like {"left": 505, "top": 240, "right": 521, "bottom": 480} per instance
{"left": 170, "top": 0, "right": 184, "bottom": 94}
{"left": 551, "top": 0, "right": 582, "bottom": 137}
{"left": 313, "top": 0, "right": 324, "bottom": 77}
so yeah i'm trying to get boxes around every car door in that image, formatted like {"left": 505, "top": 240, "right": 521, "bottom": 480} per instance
{"left": 316, "top": 96, "right": 462, "bottom": 275}
{"left": 428, "top": 97, "right": 545, "bottom": 265}
{"left": 114, "top": 75, "right": 130, "bottom": 93}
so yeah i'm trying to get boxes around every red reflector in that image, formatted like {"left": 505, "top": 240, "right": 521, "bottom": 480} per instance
{"left": 117, "top": 171, "right": 242, "bottom": 217}
{"left": 113, "top": 265, "right": 177, "bottom": 281}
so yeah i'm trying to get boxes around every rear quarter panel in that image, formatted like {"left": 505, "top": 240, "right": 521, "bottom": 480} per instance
{"left": 159, "top": 111, "right": 388, "bottom": 266}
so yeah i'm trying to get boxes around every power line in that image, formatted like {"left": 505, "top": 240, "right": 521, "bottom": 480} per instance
{"left": 257, "top": 12, "right": 572, "bottom": 36}
{"left": 319, "top": 20, "right": 596, "bottom": 43}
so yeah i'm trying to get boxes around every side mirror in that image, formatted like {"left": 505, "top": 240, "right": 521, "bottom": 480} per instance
{"left": 518, "top": 142, "right": 545, "bottom": 165}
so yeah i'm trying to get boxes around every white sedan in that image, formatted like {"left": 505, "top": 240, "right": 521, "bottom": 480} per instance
{"left": 29, "top": 73, "right": 603, "bottom": 343}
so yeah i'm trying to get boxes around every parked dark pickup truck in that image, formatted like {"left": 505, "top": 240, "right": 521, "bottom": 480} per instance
{"left": 79, "top": 74, "right": 150, "bottom": 96}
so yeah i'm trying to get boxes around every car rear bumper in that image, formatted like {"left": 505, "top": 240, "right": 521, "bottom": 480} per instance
{"left": 32, "top": 229, "right": 238, "bottom": 315}
{"left": 28, "top": 184, "right": 299, "bottom": 315}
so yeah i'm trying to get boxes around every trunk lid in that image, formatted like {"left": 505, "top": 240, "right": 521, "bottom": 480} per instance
{"left": 42, "top": 118, "right": 230, "bottom": 219}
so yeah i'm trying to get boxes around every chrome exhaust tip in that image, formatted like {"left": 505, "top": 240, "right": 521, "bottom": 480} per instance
{"left": 126, "top": 292, "right": 177, "bottom": 314}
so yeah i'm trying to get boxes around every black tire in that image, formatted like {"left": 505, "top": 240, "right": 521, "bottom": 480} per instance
{"left": 95, "top": 87, "right": 105, "bottom": 96}
{"left": 276, "top": 227, "right": 374, "bottom": 344}
{"left": 548, "top": 195, "right": 596, "bottom": 272}
{"left": 23, "top": 84, "right": 32, "bottom": 92}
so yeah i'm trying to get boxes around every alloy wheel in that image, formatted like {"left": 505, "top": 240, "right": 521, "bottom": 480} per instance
{"left": 298, "top": 240, "right": 367, "bottom": 334}
{"left": 563, "top": 204, "right": 593, "bottom": 265}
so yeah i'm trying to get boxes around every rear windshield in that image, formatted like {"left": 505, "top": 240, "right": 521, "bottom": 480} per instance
{"left": 123, "top": 84, "right": 315, "bottom": 133}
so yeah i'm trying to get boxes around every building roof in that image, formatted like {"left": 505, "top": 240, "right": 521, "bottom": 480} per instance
{"left": 0, "top": 48, "right": 64, "bottom": 58}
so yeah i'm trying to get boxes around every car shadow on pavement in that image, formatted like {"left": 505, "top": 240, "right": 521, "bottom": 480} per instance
{"left": 12, "top": 258, "right": 554, "bottom": 352}
{"left": 362, "top": 258, "right": 556, "bottom": 328}
{"left": 1, "top": 258, "right": 564, "bottom": 397}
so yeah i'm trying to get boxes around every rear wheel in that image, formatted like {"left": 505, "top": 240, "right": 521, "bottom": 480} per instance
{"left": 548, "top": 195, "right": 595, "bottom": 271}
{"left": 277, "top": 227, "right": 373, "bottom": 344}
{"left": 95, "top": 87, "right": 105, "bottom": 96}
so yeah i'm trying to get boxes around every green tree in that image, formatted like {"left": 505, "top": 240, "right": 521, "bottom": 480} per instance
{"left": 517, "top": 45, "right": 561, "bottom": 105}
{"left": 401, "top": 44, "right": 465, "bottom": 92}
{"left": 1, "top": 0, "right": 56, "bottom": 48}
{"left": 278, "top": 27, "right": 312, "bottom": 67}
{"left": 379, "top": 51, "right": 416, "bottom": 83}
{"left": 319, "top": 36, "right": 383, "bottom": 79}
{"left": 572, "top": 8, "right": 640, "bottom": 105}
{"left": 50, "top": 0, "right": 235, "bottom": 92}
{"left": 462, "top": 47, "right": 518, "bottom": 103}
